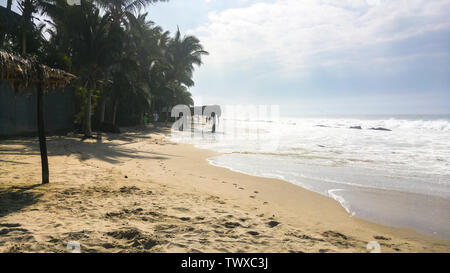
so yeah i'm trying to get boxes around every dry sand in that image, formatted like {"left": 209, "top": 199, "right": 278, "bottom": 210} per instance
{"left": 0, "top": 126, "right": 449, "bottom": 253}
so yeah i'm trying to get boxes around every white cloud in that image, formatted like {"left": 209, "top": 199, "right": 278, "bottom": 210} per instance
{"left": 191, "top": 0, "right": 450, "bottom": 75}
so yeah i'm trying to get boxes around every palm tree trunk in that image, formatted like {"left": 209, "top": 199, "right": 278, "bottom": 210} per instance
{"left": 84, "top": 88, "right": 93, "bottom": 137}
{"left": 99, "top": 97, "right": 106, "bottom": 123}
{"left": 37, "top": 81, "right": 49, "bottom": 184}
{"left": 7, "top": 0, "right": 12, "bottom": 10}
{"left": 112, "top": 99, "right": 118, "bottom": 126}
{"left": 151, "top": 95, "right": 156, "bottom": 113}
{"left": 165, "top": 104, "right": 170, "bottom": 126}
{"left": 21, "top": 30, "right": 27, "bottom": 55}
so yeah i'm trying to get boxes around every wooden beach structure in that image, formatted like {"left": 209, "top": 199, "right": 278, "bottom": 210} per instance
{"left": 0, "top": 49, "right": 75, "bottom": 184}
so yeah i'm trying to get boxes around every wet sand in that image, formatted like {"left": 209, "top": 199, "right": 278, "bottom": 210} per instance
{"left": 330, "top": 187, "right": 450, "bottom": 239}
{"left": 0, "top": 126, "right": 449, "bottom": 252}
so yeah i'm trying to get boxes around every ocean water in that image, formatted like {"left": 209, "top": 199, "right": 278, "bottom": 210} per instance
{"left": 170, "top": 114, "right": 450, "bottom": 239}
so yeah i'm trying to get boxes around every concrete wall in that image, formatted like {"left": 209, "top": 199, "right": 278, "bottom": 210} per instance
{"left": 0, "top": 83, "right": 75, "bottom": 136}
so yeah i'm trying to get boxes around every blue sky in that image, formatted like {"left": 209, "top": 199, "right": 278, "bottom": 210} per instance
{"left": 4, "top": 0, "right": 450, "bottom": 115}
{"left": 146, "top": 0, "right": 450, "bottom": 116}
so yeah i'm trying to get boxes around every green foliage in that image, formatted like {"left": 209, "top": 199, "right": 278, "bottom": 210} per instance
{"left": 4, "top": 0, "right": 207, "bottom": 131}
{"left": 74, "top": 86, "right": 101, "bottom": 125}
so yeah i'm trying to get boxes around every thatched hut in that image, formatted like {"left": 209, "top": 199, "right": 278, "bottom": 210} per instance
{"left": 0, "top": 49, "right": 75, "bottom": 184}
{"left": 0, "top": 50, "right": 75, "bottom": 90}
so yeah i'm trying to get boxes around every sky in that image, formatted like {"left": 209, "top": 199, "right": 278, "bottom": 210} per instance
{"left": 3, "top": 0, "right": 450, "bottom": 116}
{"left": 146, "top": 0, "right": 450, "bottom": 116}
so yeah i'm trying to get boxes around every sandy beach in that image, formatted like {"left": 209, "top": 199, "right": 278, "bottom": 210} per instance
{"left": 0, "top": 126, "right": 449, "bottom": 253}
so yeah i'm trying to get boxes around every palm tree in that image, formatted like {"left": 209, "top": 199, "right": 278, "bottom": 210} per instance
{"left": 124, "top": 12, "right": 170, "bottom": 124}
{"left": 17, "top": 0, "right": 40, "bottom": 54}
{"left": 172, "top": 83, "right": 194, "bottom": 106}
{"left": 160, "top": 28, "right": 208, "bottom": 117}
{"left": 166, "top": 28, "right": 208, "bottom": 86}
{"left": 94, "top": 0, "right": 168, "bottom": 26}
{"left": 16, "top": 0, "right": 202, "bottom": 131}
{"left": 97, "top": 11, "right": 164, "bottom": 126}
{"left": 93, "top": 0, "right": 168, "bottom": 125}
{"left": 75, "top": 2, "right": 112, "bottom": 137}
{"left": 1, "top": 2, "right": 21, "bottom": 48}
{"left": 43, "top": 0, "right": 112, "bottom": 136}
{"left": 0, "top": 0, "right": 48, "bottom": 56}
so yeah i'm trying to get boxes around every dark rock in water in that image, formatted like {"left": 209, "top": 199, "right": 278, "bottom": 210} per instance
{"left": 315, "top": 125, "right": 328, "bottom": 128}
{"left": 99, "top": 122, "right": 121, "bottom": 133}
{"left": 350, "top": 126, "right": 362, "bottom": 130}
{"left": 317, "top": 145, "right": 326, "bottom": 148}
{"left": 369, "top": 127, "right": 391, "bottom": 131}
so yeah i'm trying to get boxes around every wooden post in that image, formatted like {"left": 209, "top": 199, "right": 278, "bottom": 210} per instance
{"left": 37, "top": 76, "right": 49, "bottom": 184}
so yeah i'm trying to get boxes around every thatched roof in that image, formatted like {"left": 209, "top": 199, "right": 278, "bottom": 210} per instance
{"left": 0, "top": 49, "right": 76, "bottom": 90}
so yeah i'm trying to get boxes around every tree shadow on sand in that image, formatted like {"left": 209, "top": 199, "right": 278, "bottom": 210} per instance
{"left": 0, "top": 184, "right": 43, "bottom": 218}
{"left": 0, "top": 127, "right": 178, "bottom": 219}
{"left": 0, "top": 126, "right": 179, "bottom": 165}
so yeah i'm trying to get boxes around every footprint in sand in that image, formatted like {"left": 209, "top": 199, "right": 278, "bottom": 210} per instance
{"left": 223, "top": 222, "right": 241, "bottom": 229}
{"left": 267, "top": 221, "right": 280, "bottom": 228}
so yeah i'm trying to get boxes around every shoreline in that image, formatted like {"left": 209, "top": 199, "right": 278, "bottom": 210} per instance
{"left": 184, "top": 144, "right": 450, "bottom": 243}
{"left": 0, "top": 126, "right": 449, "bottom": 252}
{"left": 205, "top": 156, "right": 450, "bottom": 240}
